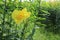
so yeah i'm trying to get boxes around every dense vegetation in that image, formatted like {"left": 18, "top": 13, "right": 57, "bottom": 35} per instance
{"left": 0, "top": 0, "right": 60, "bottom": 40}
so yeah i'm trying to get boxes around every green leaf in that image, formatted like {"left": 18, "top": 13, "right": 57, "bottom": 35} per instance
{"left": 41, "top": 10, "right": 50, "bottom": 14}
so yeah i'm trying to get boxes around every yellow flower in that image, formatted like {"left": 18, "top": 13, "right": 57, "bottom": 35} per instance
{"left": 12, "top": 8, "right": 31, "bottom": 24}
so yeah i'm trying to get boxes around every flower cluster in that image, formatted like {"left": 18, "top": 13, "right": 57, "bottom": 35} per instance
{"left": 12, "top": 8, "right": 31, "bottom": 24}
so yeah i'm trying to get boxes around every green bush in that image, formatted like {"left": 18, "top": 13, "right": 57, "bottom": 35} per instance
{"left": 0, "top": 0, "right": 60, "bottom": 40}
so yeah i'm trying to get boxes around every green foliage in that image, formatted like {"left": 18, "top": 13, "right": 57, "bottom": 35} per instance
{"left": 0, "top": 0, "right": 60, "bottom": 40}
{"left": 40, "top": 1, "right": 60, "bottom": 34}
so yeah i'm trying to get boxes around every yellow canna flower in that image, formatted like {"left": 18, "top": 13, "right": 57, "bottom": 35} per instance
{"left": 12, "top": 8, "right": 31, "bottom": 24}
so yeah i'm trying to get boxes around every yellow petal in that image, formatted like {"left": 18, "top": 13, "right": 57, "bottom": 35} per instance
{"left": 12, "top": 8, "right": 31, "bottom": 24}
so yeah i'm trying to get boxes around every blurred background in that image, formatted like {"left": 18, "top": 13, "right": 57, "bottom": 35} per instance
{"left": 0, "top": 0, "right": 60, "bottom": 40}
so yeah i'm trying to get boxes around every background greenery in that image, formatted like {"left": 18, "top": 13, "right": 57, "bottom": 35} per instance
{"left": 0, "top": 0, "right": 60, "bottom": 40}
